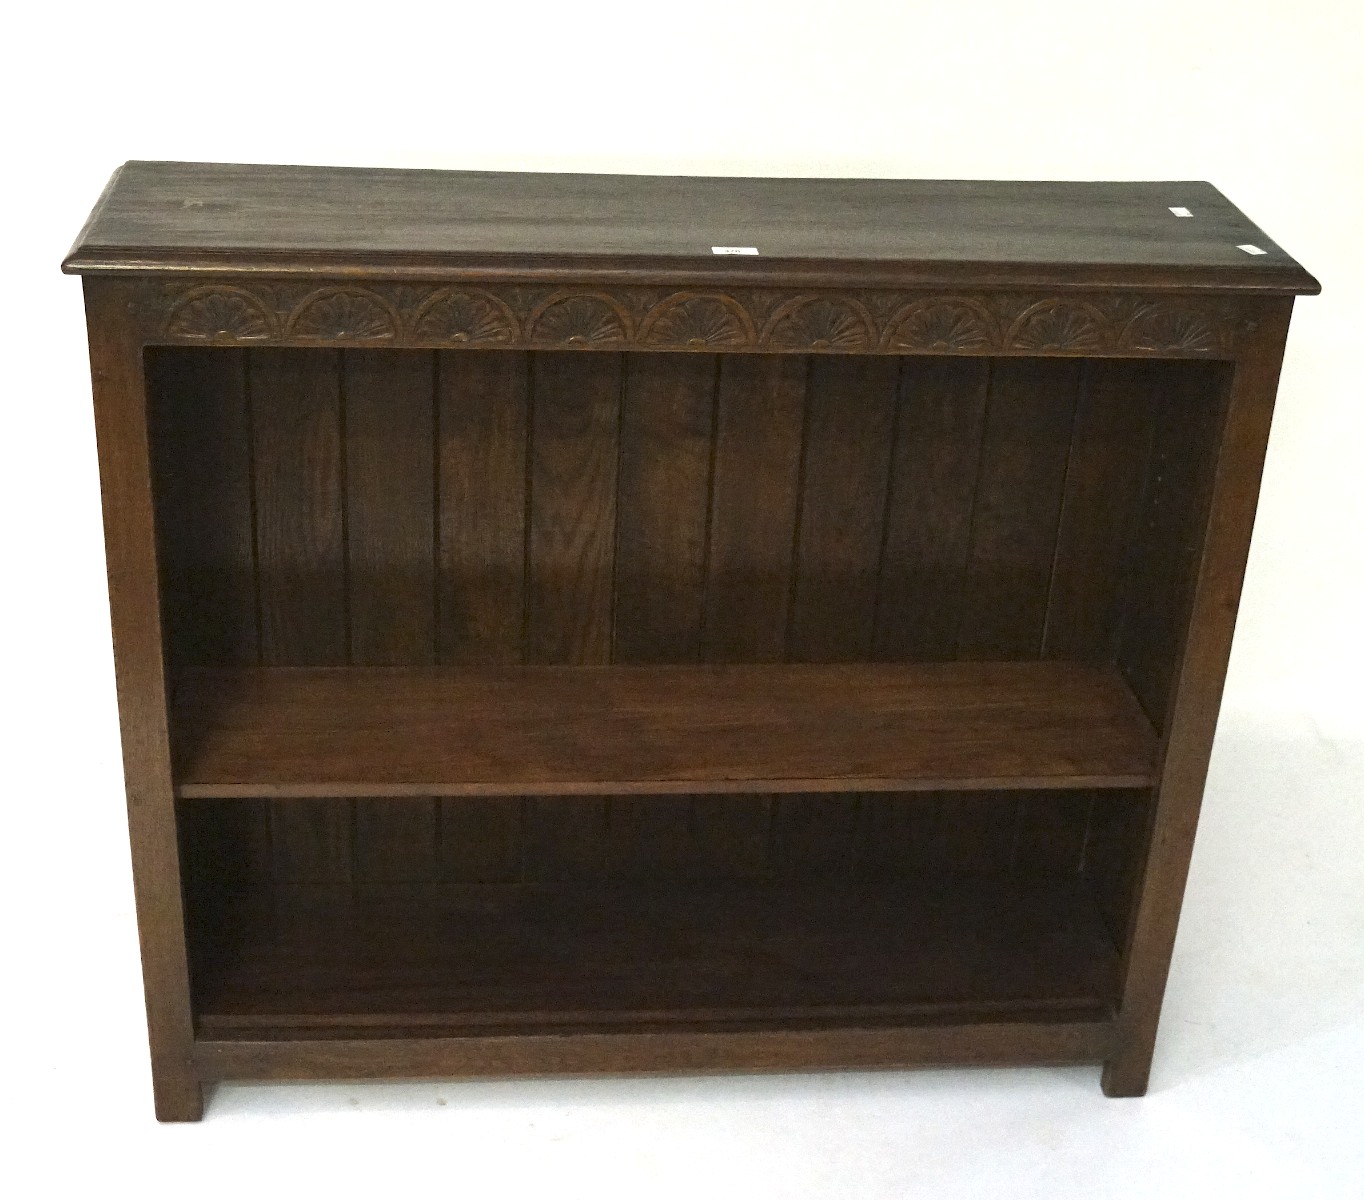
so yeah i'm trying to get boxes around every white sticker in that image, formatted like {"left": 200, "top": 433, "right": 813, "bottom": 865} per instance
{"left": 1238, "top": 243, "right": 1267, "bottom": 255}
{"left": 1169, "top": 206, "right": 1193, "bottom": 217}
{"left": 712, "top": 246, "right": 759, "bottom": 255}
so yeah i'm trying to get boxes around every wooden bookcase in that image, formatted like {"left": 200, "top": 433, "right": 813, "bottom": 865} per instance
{"left": 65, "top": 163, "right": 1317, "bottom": 1120}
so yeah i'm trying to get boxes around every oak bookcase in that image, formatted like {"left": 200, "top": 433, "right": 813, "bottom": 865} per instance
{"left": 65, "top": 163, "right": 1317, "bottom": 1119}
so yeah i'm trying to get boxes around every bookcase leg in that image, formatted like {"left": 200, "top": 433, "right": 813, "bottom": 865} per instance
{"left": 1100, "top": 1039, "right": 1154, "bottom": 1097}
{"left": 152, "top": 1064, "right": 205, "bottom": 1122}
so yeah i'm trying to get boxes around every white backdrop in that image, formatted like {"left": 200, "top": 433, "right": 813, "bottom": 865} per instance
{"left": 2, "top": 2, "right": 1360, "bottom": 1194}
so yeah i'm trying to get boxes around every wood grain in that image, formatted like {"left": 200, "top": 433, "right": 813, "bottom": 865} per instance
{"left": 66, "top": 163, "right": 1318, "bottom": 295}
{"left": 196, "top": 1020, "right": 1113, "bottom": 1082}
{"left": 614, "top": 353, "right": 717, "bottom": 663}
{"left": 146, "top": 348, "right": 256, "bottom": 669}
{"left": 526, "top": 353, "right": 622, "bottom": 666}
{"left": 787, "top": 358, "right": 900, "bottom": 661}
{"left": 957, "top": 360, "right": 1082, "bottom": 659}
{"left": 703, "top": 356, "right": 806, "bottom": 661}
{"left": 874, "top": 358, "right": 991, "bottom": 660}
{"left": 190, "top": 876, "right": 1120, "bottom": 1031}
{"left": 172, "top": 661, "right": 1158, "bottom": 797}
{"left": 84, "top": 280, "right": 202, "bottom": 1120}
{"left": 436, "top": 350, "right": 529, "bottom": 665}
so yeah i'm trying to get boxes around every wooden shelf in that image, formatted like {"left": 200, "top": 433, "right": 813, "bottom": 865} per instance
{"left": 171, "top": 661, "right": 1158, "bottom": 798}
{"left": 191, "top": 876, "right": 1119, "bottom": 1037}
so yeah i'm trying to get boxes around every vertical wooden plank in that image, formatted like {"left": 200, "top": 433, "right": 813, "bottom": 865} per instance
{"left": 267, "top": 800, "right": 352, "bottom": 884}
{"left": 436, "top": 350, "right": 530, "bottom": 880}
{"left": 526, "top": 351, "right": 622, "bottom": 666}
{"left": 922, "top": 793, "right": 1017, "bottom": 875}
{"left": 249, "top": 348, "right": 347, "bottom": 665}
{"left": 354, "top": 798, "right": 438, "bottom": 884}
{"left": 956, "top": 360, "right": 1082, "bottom": 659}
{"left": 773, "top": 795, "right": 860, "bottom": 880}
{"left": 249, "top": 349, "right": 352, "bottom": 884}
{"left": 1104, "top": 309, "right": 1288, "bottom": 1098}
{"left": 689, "top": 796, "right": 771, "bottom": 880}
{"left": 780, "top": 358, "right": 897, "bottom": 874}
{"left": 438, "top": 797, "right": 524, "bottom": 883}
{"left": 786, "top": 357, "right": 901, "bottom": 662}
{"left": 1011, "top": 790, "right": 1093, "bottom": 876}
{"left": 1083, "top": 790, "right": 1153, "bottom": 942}
{"left": 1043, "top": 362, "right": 1159, "bottom": 664}
{"left": 873, "top": 359, "right": 991, "bottom": 661}
{"left": 344, "top": 349, "right": 437, "bottom": 665}
{"left": 698, "top": 356, "right": 805, "bottom": 877}
{"left": 524, "top": 352, "right": 621, "bottom": 877}
{"left": 856, "top": 793, "right": 932, "bottom": 878}
{"left": 607, "top": 797, "right": 695, "bottom": 880}
{"left": 702, "top": 356, "right": 806, "bottom": 663}
{"left": 611, "top": 354, "right": 716, "bottom": 873}
{"left": 146, "top": 348, "right": 257, "bottom": 670}
{"left": 345, "top": 349, "right": 439, "bottom": 885}
{"left": 437, "top": 350, "right": 529, "bottom": 665}
{"left": 523, "top": 797, "right": 610, "bottom": 883}
{"left": 83, "top": 279, "right": 201, "bottom": 1120}
{"left": 613, "top": 353, "right": 717, "bottom": 662}
{"left": 1116, "top": 362, "right": 1228, "bottom": 731}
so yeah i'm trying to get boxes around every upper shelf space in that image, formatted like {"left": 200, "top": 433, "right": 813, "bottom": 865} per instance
{"left": 171, "top": 661, "right": 1157, "bottom": 799}
{"left": 64, "top": 162, "right": 1318, "bottom": 294}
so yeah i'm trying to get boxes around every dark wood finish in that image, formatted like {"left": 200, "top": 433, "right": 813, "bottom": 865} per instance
{"left": 84, "top": 280, "right": 202, "bottom": 1120}
{"left": 189, "top": 876, "right": 1117, "bottom": 1031}
{"left": 196, "top": 1020, "right": 1113, "bottom": 1082}
{"left": 171, "top": 662, "right": 1158, "bottom": 797}
{"left": 65, "top": 163, "right": 1317, "bottom": 294}
{"left": 70, "top": 164, "right": 1313, "bottom": 1117}
{"left": 1102, "top": 304, "right": 1295, "bottom": 1096}
{"left": 787, "top": 358, "right": 900, "bottom": 661}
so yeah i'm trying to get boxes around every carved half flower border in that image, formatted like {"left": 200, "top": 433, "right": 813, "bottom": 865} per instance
{"left": 154, "top": 281, "right": 1246, "bottom": 356}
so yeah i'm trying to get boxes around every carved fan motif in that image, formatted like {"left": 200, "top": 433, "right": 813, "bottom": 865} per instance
{"left": 885, "top": 300, "right": 993, "bottom": 351}
{"left": 641, "top": 295, "right": 752, "bottom": 348}
{"left": 1121, "top": 307, "right": 1218, "bottom": 353}
{"left": 165, "top": 288, "right": 274, "bottom": 339}
{"left": 155, "top": 282, "right": 1241, "bottom": 358}
{"left": 764, "top": 298, "right": 873, "bottom": 351}
{"left": 413, "top": 290, "right": 517, "bottom": 344}
{"left": 1007, "top": 302, "right": 1107, "bottom": 351}
{"left": 288, "top": 289, "right": 396, "bottom": 340}
{"left": 530, "top": 295, "right": 629, "bottom": 346}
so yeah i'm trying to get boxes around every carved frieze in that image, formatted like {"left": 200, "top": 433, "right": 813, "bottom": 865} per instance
{"left": 155, "top": 281, "right": 1242, "bottom": 356}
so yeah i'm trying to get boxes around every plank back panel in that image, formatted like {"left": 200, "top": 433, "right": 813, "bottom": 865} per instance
{"left": 247, "top": 350, "right": 352, "bottom": 883}
{"left": 787, "top": 358, "right": 901, "bottom": 662}
{"left": 147, "top": 348, "right": 257, "bottom": 671}
{"left": 874, "top": 359, "right": 991, "bottom": 661}
{"left": 1044, "top": 363, "right": 1159, "bottom": 664}
{"left": 436, "top": 350, "right": 529, "bottom": 666}
{"left": 433, "top": 350, "right": 530, "bottom": 881}
{"left": 345, "top": 348, "right": 440, "bottom": 884}
{"left": 148, "top": 347, "right": 1219, "bottom": 900}
{"left": 614, "top": 353, "right": 718, "bottom": 663}
{"left": 1116, "top": 362, "right": 1229, "bottom": 731}
{"left": 702, "top": 356, "right": 806, "bottom": 663}
{"left": 524, "top": 352, "right": 623, "bottom": 877}
{"left": 956, "top": 360, "right": 1082, "bottom": 659}
{"left": 525, "top": 352, "right": 622, "bottom": 667}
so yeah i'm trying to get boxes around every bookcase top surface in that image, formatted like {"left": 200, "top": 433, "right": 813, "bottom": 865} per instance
{"left": 64, "top": 160, "right": 1318, "bottom": 293}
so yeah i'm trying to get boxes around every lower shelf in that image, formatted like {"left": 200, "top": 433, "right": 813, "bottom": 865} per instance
{"left": 191, "top": 876, "right": 1120, "bottom": 1040}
